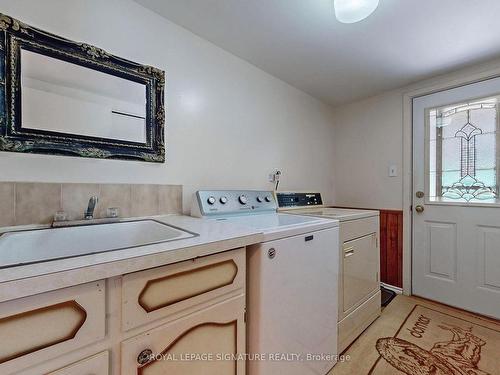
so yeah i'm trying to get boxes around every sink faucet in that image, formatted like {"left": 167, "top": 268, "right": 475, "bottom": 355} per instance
{"left": 84, "top": 196, "right": 99, "bottom": 220}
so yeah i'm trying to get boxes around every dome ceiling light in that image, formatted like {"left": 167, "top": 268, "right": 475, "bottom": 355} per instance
{"left": 334, "top": 0, "right": 379, "bottom": 23}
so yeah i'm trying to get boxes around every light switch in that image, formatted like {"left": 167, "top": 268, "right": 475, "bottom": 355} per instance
{"left": 388, "top": 165, "right": 398, "bottom": 177}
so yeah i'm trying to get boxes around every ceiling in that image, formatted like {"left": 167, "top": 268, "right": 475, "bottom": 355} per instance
{"left": 135, "top": 0, "right": 500, "bottom": 106}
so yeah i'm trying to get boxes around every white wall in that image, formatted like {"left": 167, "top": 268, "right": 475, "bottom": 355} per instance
{"left": 0, "top": 0, "right": 337, "bottom": 211}
{"left": 332, "top": 57, "right": 500, "bottom": 210}
{"left": 332, "top": 91, "right": 403, "bottom": 210}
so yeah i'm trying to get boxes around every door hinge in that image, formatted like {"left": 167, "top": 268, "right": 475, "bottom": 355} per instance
{"left": 244, "top": 310, "right": 247, "bottom": 323}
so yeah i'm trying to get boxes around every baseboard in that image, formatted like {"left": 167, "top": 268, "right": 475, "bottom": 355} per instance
{"left": 381, "top": 282, "right": 403, "bottom": 294}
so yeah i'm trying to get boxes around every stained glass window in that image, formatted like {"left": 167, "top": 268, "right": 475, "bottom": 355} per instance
{"left": 428, "top": 96, "right": 499, "bottom": 203}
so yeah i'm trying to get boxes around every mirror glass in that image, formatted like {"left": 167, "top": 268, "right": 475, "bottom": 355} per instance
{"left": 20, "top": 49, "right": 147, "bottom": 143}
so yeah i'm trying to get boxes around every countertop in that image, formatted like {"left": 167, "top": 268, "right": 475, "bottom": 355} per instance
{"left": 0, "top": 214, "right": 263, "bottom": 302}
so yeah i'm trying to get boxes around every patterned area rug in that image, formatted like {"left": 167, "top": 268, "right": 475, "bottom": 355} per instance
{"left": 329, "top": 295, "right": 500, "bottom": 375}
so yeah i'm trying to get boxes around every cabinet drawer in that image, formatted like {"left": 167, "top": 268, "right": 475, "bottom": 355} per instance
{"left": 342, "top": 234, "right": 379, "bottom": 312}
{"left": 0, "top": 281, "right": 105, "bottom": 374}
{"left": 122, "top": 248, "right": 245, "bottom": 331}
{"left": 48, "top": 351, "right": 109, "bottom": 375}
{"left": 340, "top": 216, "right": 378, "bottom": 242}
{"left": 121, "top": 295, "right": 245, "bottom": 375}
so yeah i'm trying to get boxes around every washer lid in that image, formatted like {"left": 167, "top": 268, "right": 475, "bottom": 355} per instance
{"left": 214, "top": 212, "right": 318, "bottom": 229}
{"left": 213, "top": 213, "right": 338, "bottom": 241}
{"left": 285, "top": 207, "right": 379, "bottom": 221}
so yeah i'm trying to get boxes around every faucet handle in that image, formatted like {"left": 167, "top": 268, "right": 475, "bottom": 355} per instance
{"left": 106, "top": 207, "right": 120, "bottom": 218}
{"left": 84, "top": 195, "right": 99, "bottom": 220}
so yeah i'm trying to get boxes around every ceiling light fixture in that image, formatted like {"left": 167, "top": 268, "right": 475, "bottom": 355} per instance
{"left": 334, "top": 0, "right": 379, "bottom": 23}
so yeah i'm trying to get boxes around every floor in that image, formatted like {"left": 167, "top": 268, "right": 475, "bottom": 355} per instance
{"left": 329, "top": 295, "right": 500, "bottom": 375}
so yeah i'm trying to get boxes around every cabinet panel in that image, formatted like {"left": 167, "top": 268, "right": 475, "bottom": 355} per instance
{"left": 139, "top": 260, "right": 237, "bottom": 312}
{"left": 340, "top": 216, "right": 378, "bottom": 242}
{"left": 47, "top": 351, "right": 109, "bottom": 375}
{"left": 122, "top": 249, "right": 245, "bottom": 331}
{"left": 0, "top": 301, "right": 86, "bottom": 364}
{"left": 342, "top": 233, "right": 379, "bottom": 312}
{"left": 0, "top": 281, "right": 105, "bottom": 374}
{"left": 121, "top": 295, "right": 245, "bottom": 375}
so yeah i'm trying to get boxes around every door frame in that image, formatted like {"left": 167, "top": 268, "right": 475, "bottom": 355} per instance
{"left": 402, "top": 62, "right": 500, "bottom": 295}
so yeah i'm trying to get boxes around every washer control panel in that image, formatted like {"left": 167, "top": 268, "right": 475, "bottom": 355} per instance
{"left": 193, "top": 190, "right": 277, "bottom": 217}
{"left": 276, "top": 192, "right": 323, "bottom": 208}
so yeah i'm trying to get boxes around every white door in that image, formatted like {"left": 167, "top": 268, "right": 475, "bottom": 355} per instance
{"left": 413, "top": 78, "right": 500, "bottom": 319}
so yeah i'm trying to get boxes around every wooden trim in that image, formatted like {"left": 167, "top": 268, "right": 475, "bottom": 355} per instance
{"left": 138, "top": 320, "right": 238, "bottom": 374}
{"left": 0, "top": 300, "right": 87, "bottom": 364}
{"left": 138, "top": 260, "right": 238, "bottom": 313}
{"left": 380, "top": 209, "right": 403, "bottom": 288}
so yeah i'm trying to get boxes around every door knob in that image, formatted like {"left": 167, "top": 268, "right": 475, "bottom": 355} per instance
{"left": 268, "top": 248, "right": 276, "bottom": 259}
{"left": 415, "top": 205, "right": 424, "bottom": 213}
{"left": 137, "top": 349, "right": 153, "bottom": 365}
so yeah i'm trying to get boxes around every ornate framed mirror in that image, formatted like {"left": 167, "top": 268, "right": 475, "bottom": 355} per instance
{"left": 0, "top": 13, "right": 165, "bottom": 162}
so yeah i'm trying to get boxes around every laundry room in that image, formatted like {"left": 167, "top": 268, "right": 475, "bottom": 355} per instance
{"left": 0, "top": 1, "right": 499, "bottom": 374}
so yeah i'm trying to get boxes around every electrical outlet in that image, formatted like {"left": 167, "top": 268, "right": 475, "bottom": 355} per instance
{"left": 274, "top": 169, "right": 282, "bottom": 181}
{"left": 268, "top": 169, "right": 282, "bottom": 183}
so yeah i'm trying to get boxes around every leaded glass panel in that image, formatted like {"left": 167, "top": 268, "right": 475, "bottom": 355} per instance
{"left": 427, "top": 96, "right": 499, "bottom": 204}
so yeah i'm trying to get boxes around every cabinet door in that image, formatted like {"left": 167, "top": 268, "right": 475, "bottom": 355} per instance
{"left": 47, "top": 351, "right": 109, "bottom": 375}
{"left": 0, "top": 281, "right": 105, "bottom": 374}
{"left": 342, "top": 233, "right": 379, "bottom": 312}
{"left": 121, "top": 295, "right": 245, "bottom": 375}
{"left": 122, "top": 248, "right": 245, "bottom": 331}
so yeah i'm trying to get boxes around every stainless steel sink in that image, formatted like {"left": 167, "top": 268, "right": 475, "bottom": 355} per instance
{"left": 0, "top": 219, "right": 196, "bottom": 268}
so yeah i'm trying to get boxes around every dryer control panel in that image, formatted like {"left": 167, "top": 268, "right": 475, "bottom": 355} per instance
{"left": 276, "top": 192, "right": 323, "bottom": 208}
{"left": 192, "top": 190, "right": 277, "bottom": 217}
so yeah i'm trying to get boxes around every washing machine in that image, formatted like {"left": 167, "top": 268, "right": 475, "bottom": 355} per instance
{"left": 192, "top": 190, "right": 340, "bottom": 374}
